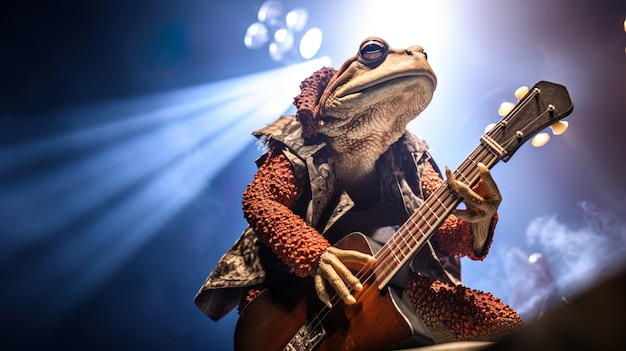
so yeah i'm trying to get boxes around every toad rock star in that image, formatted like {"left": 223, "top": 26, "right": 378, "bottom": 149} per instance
{"left": 196, "top": 37, "right": 524, "bottom": 346}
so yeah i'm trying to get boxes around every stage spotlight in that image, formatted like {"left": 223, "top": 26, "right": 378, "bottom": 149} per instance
{"left": 244, "top": 22, "right": 269, "bottom": 49}
{"left": 285, "top": 8, "right": 308, "bottom": 32}
{"left": 299, "top": 27, "right": 323, "bottom": 59}
{"left": 257, "top": 0, "right": 283, "bottom": 24}
{"left": 274, "top": 27, "right": 294, "bottom": 51}
{"left": 268, "top": 42, "right": 283, "bottom": 61}
{"left": 269, "top": 27, "right": 295, "bottom": 62}
{"left": 244, "top": 1, "right": 322, "bottom": 63}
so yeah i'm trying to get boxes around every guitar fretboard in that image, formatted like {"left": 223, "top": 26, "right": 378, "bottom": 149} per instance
{"left": 372, "top": 143, "right": 499, "bottom": 289}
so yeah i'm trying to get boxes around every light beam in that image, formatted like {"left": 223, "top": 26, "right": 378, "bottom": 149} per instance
{"left": 0, "top": 56, "right": 332, "bottom": 318}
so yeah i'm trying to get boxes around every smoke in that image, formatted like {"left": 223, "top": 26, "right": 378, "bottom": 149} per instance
{"left": 527, "top": 216, "right": 624, "bottom": 292}
{"left": 505, "top": 198, "right": 626, "bottom": 322}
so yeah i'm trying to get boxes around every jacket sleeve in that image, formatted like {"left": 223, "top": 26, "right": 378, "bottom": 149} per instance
{"left": 242, "top": 148, "right": 331, "bottom": 277}
{"left": 420, "top": 162, "right": 497, "bottom": 261}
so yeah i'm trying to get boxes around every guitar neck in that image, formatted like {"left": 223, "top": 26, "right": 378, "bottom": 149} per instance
{"left": 362, "top": 80, "right": 573, "bottom": 290}
{"left": 374, "top": 143, "right": 499, "bottom": 289}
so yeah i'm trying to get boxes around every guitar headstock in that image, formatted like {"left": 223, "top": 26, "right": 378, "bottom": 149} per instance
{"left": 483, "top": 81, "right": 574, "bottom": 162}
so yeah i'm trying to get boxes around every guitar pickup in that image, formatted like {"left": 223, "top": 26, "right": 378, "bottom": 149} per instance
{"left": 284, "top": 314, "right": 326, "bottom": 351}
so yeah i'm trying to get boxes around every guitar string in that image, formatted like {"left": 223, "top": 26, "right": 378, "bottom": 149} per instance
{"left": 301, "top": 92, "right": 554, "bottom": 337}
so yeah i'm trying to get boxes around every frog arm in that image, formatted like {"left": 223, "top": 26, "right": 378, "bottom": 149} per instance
{"left": 242, "top": 149, "right": 331, "bottom": 277}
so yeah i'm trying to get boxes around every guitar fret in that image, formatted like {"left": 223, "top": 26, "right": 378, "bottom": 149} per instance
{"left": 396, "top": 233, "right": 412, "bottom": 258}
{"left": 433, "top": 196, "right": 449, "bottom": 214}
{"left": 392, "top": 238, "right": 408, "bottom": 261}
{"left": 424, "top": 204, "right": 440, "bottom": 221}
{"left": 396, "top": 230, "right": 410, "bottom": 247}
{"left": 466, "top": 154, "right": 478, "bottom": 166}
{"left": 397, "top": 217, "right": 428, "bottom": 256}
{"left": 416, "top": 208, "right": 435, "bottom": 230}
{"left": 386, "top": 238, "right": 406, "bottom": 266}
{"left": 405, "top": 224, "right": 423, "bottom": 248}
{"left": 402, "top": 221, "right": 422, "bottom": 246}
{"left": 457, "top": 171, "right": 471, "bottom": 185}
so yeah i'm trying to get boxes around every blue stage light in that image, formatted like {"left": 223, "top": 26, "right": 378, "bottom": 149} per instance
{"left": 0, "top": 56, "right": 332, "bottom": 318}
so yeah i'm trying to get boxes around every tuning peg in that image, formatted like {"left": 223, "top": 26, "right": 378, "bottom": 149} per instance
{"left": 498, "top": 101, "right": 515, "bottom": 117}
{"left": 550, "top": 120, "right": 569, "bottom": 135}
{"left": 531, "top": 132, "right": 550, "bottom": 147}
{"left": 514, "top": 86, "right": 529, "bottom": 100}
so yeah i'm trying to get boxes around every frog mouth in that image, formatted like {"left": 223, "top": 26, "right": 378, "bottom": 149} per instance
{"left": 337, "top": 72, "right": 436, "bottom": 100}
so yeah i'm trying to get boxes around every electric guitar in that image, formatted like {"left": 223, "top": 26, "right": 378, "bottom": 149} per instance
{"left": 234, "top": 81, "right": 574, "bottom": 351}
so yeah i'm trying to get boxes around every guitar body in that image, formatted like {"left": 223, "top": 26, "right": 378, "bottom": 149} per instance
{"left": 234, "top": 233, "right": 432, "bottom": 351}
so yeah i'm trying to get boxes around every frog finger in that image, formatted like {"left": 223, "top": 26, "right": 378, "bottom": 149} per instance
{"left": 476, "top": 163, "right": 502, "bottom": 203}
{"left": 445, "top": 166, "right": 461, "bottom": 194}
{"left": 447, "top": 166, "right": 488, "bottom": 205}
{"left": 325, "top": 251, "right": 363, "bottom": 291}
{"left": 452, "top": 207, "right": 485, "bottom": 222}
{"left": 314, "top": 273, "right": 332, "bottom": 308}
{"left": 328, "top": 247, "right": 375, "bottom": 265}
{"left": 318, "top": 254, "right": 356, "bottom": 305}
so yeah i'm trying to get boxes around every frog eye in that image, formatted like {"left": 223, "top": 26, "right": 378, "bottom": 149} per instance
{"left": 358, "top": 38, "right": 388, "bottom": 66}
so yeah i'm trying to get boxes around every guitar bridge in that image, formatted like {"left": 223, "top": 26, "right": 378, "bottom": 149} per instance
{"left": 284, "top": 315, "right": 326, "bottom": 351}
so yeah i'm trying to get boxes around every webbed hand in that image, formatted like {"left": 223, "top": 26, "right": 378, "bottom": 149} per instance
{"left": 445, "top": 162, "right": 501, "bottom": 222}
{"left": 446, "top": 162, "right": 502, "bottom": 255}
{"left": 312, "top": 247, "right": 375, "bottom": 308}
